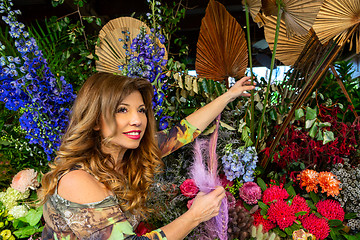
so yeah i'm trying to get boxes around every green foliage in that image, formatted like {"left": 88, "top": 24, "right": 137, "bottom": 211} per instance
{"left": 28, "top": 16, "right": 98, "bottom": 91}
{"left": 317, "top": 60, "right": 360, "bottom": 122}
{"left": 12, "top": 206, "right": 43, "bottom": 238}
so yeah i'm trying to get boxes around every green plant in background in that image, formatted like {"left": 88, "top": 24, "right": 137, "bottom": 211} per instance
{"left": 317, "top": 60, "right": 360, "bottom": 123}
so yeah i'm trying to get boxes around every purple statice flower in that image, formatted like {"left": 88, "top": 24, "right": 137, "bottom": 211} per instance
{"left": 0, "top": 0, "right": 76, "bottom": 160}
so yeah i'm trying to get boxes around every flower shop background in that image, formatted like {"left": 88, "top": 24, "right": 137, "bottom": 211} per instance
{"left": 1, "top": 0, "right": 360, "bottom": 239}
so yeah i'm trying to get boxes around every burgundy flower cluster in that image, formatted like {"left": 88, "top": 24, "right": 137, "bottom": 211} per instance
{"left": 267, "top": 105, "right": 359, "bottom": 169}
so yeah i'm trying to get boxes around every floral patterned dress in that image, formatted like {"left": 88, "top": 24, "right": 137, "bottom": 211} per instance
{"left": 42, "top": 119, "right": 201, "bottom": 240}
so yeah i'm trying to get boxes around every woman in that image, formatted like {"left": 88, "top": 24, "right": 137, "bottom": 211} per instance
{"left": 38, "top": 72, "right": 255, "bottom": 240}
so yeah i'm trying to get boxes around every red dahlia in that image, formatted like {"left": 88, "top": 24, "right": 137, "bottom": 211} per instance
{"left": 301, "top": 214, "right": 330, "bottom": 240}
{"left": 252, "top": 209, "right": 276, "bottom": 232}
{"left": 316, "top": 199, "right": 345, "bottom": 221}
{"left": 267, "top": 200, "right": 296, "bottom": 230}
{"left": 291, "top": 195, "right": 310, "bottom": 220}
{"left": 262, "top": 185, "right": 289, "bottom": 204}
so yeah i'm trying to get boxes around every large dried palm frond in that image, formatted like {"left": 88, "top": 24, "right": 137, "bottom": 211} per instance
{"left": 195, "top": 0, "right": 248, "bottom": 82}
{"left": 264, "top": 15, "right": 314, "bottom": 66}
{"left": 95, "top": 17, "right": 167, "bottom": 73}
{"left": 242, "top": 0, "right": 262, "bottom": 22}
{"left": 313, "top": 0, "right": 360, "bottom": 53}
{"left": 262, "top": 0, "right": 324, "bottom": 36}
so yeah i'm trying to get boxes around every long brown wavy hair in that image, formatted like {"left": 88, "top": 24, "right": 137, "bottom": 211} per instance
{"left": 38, "top": 72, "right": 162, "bottom": 216}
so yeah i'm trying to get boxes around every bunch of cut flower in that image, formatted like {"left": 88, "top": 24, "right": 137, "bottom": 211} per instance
{"left": 0, "top": 169, "right": 43, "bottom": 239}
{"left": 245, "top": 169, "right": 358, "bottom": 240}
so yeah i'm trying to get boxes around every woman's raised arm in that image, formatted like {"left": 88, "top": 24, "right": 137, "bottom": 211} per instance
{"left": 185, "top": 76, "right": 255, "bottom": 131}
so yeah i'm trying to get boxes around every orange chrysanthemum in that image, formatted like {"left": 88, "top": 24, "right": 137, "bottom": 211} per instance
{"left": 318, "top": 172, "right": 341, "bottom": 197}
{"left": 298, "top": 169, "right": 319, "bottom": 193}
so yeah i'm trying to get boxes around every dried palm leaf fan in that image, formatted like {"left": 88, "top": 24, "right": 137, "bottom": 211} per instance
{"left": 313, "top": 0, "right": 360, "bottom": 53}
{"left": 262, "top": 0, "right": 324, "bottom": 36}
{"left": 242, "top": 0, "right": 262, "bottom": 24}
{"left": 95, "top": 17, "right": 167, "bottom": 73}
{"left": 195, "top": 0, "right": 248, "bottom": 84}
{"left": 264, "top": 15, "right": 314, "bottom": 66}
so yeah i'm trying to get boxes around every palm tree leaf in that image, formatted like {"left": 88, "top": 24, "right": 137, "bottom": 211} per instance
{"left": 313, "top": 0, "right": 360, "bottom": 53}
{"left": 264, "top": 15, "right": 314, "bottom": 65}
{"left": 262, "top": 0, "right": 324, "bottom": 36}
{"left": 242, "top": 0, "right": 262, "bottom": 23}
{"left": 195, "top": 0, "right": 248, "bottom": 82}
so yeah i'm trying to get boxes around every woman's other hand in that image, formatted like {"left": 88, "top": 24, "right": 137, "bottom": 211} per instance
{"left": 225, "top": 76, "right": 256, "bottom": 102}
{"left": 187, "top": 186, "right": 226, "bottom": 224}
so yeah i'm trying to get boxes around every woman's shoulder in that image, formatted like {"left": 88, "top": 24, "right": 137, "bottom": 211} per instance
{"left": 57, "top": 169, "right": 113, "bottom": 205}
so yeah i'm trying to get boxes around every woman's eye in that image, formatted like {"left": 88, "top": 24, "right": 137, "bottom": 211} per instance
{"left": 116, "top": 107, "right": 127, "bottom": 113}
{"left": 139, "top": 108, "right": 147, "bottom": 114}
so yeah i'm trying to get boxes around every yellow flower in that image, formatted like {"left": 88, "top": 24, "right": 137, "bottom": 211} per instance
{"left": 0, "top": 229, "right": 12, "bottom": 240}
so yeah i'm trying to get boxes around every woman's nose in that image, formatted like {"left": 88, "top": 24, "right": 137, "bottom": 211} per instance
{"left": 129, "top": 111, "right": 142, "bottom": 126}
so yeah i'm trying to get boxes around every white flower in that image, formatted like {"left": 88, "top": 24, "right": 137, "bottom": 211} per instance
{"left": 9, "top": 205, "right": 29, "bottom": 219}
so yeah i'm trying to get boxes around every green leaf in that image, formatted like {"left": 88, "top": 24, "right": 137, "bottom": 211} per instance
{"left": 286, "top": 185, "right": 296, "bottom": 197}
{"left": 345, "top": 212, "right": 358, "bottom": 219}
{"left": 284, "top": 226, "right": 293, "bottom": 235}
{"left": 273, "top": 227, "right": 287, "bottom": 238}
{"left": 258, "top": 201, "right": 269, "bottom": 211}
{"left": 323, "top": 131, "right": 335, "bottom": 145}
{"left": 96, "top": 18, "right": 102, "bottom": 26}
{"left": 309, "top": 122, "right": 318, "bottom": 138}
{"left": 305, "top": 119, "right": 316, "bottom": 129}
{"left": 306, "top": 106, "right": 317, "bottom": 120}
{"left": 295, "top": 108, "right": 304, "bottom": 120}
{"left": 318, "top": 122, "right": 331, "bottom": 128}
{"left": 257, "top": 178, "right": 267, "bottom": 191}
{"left": 316, "top": 130, "right": 324, "bottom": 141}
{"left": 260, "top": 208, "right": 267, "bottom": 216}
{"left": 295, "top": 211, "right": 308, "bottom": 217}
{"left": 306, "top": 200, "right": 316, "bottom": 210}
{"left": 328, "top": 219, "right": 343, "bottom": 227}
{"left": 25, "top": 206, "right": 43, "bottom": 226}
{"left": 270, "top": 109, "right": 277, "bottom": 121}
{"left": 309, "top": 191, "right": 319, "bottom": 203}
{"left": 13, "top": 226, "right": 36, "bottom": 238}
{"left": 343, "top": 232, "right": 360, "bottom": 240}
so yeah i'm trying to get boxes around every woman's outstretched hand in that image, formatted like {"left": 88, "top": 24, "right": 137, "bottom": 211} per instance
{"left": 187, "top": 186, "right": 226, "bottom": 224}
{"left": 225, "top": 76, "right": 256, "bottom": 102}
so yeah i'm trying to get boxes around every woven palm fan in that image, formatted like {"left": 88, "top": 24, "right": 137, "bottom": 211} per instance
{"left": 262, "top": 0, "right": 324, "bottom": 36}
{"left": 313, "top": 0, "right": 360, "bottom": 53}
{"left": 264, "top": 15, "right": 314, "bottom": 66}
{"left": 195, "top": 0, "right": 248, "bottom": 83}
{"left": 95, "top": 17, "right": 167, "bottom": 73}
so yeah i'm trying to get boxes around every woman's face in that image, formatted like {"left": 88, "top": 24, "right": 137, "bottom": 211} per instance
{"left": 99, "top": 90, "right": 148, "bottom": 155}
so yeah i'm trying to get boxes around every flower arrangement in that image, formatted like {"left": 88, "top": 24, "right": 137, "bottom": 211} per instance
{"left": 0, "top": 0, "right": 75, "bottom": 160}
{"left": 250, "top": 177, "right": 349, "bottom": 240}
{"left": 0, "top": 169, "right": 43, "bottom": 239}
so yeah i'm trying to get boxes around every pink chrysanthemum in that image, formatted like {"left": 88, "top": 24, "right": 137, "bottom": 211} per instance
{"left": 291, "top": 195, "right": 311, "bottom": 220}
{"left": 262, "top": 185, "right": 289, "bottom": 204}
{"left": 267, "top": 200, "right": 296, "bottom": 230}
{"left": 318, "top": 172, "right": 341, "bottom": 197}
{"left": 316, "top": 199, "right": 345, "bottom": 221}
{"left": 239, "top": 182, "right": 262, "bottom": 204}
{"left": 11, "top": 169, "right": 39, "bottom": 193}
{"left": 301, "top": 214, "right": 330, "bottom": 240}
{"left": 252, "top": 209, "right": 276, "bottom": 232}
{"left": 298, "top": 169, "right": 319, "bottom": 193}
